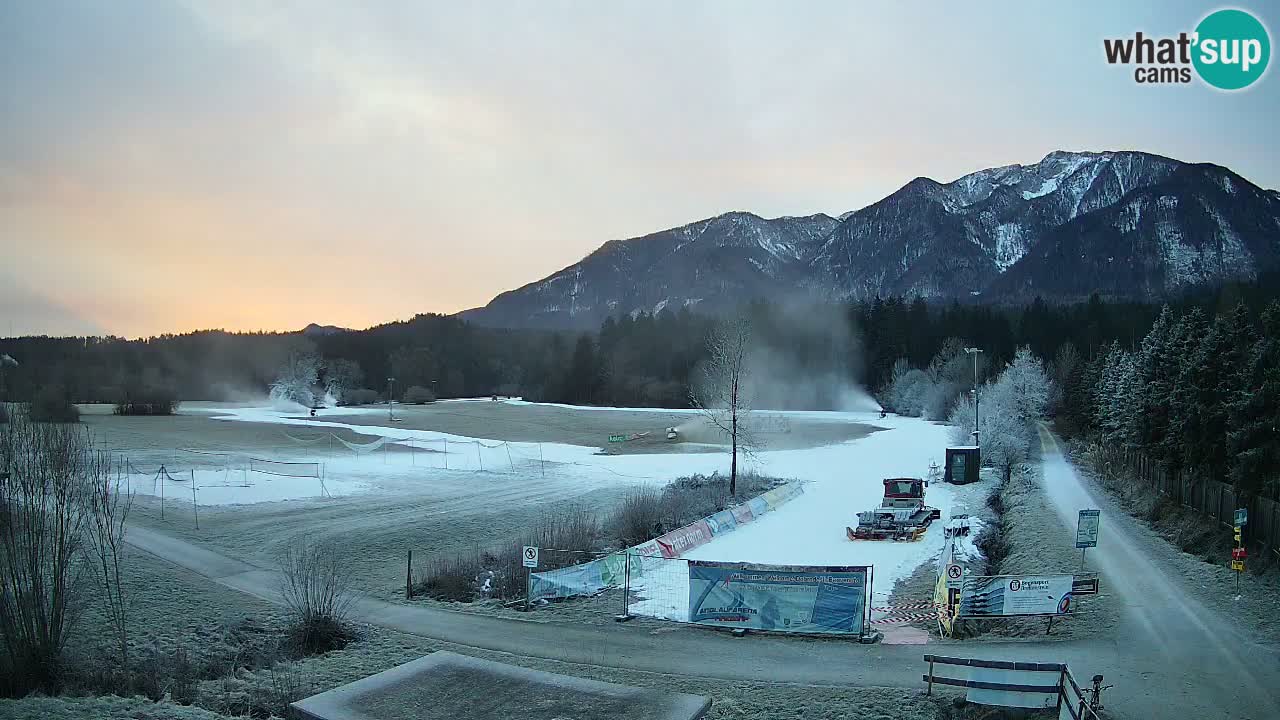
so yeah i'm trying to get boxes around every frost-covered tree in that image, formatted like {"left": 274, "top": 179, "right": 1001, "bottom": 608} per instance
{"left": 947, "top": 348, "right": 1048, "bottom": 481}
{"left": 1003, "top": 346, "right": 1050, "bottom": 428}
{"left": 947, "top": 392, "right": 976, "bottom": 447}
{"left": 1132, "top": 307, "right": 1179, "bottom": 454}
{"left": 269, "top": 351, "right": 322, "bottom": 408}
{"left": 1228, "top": 301, "right": 1280, "bottom": 495}
{"left": 979, "top": 378, "right": 1035, "bottom": 481}
{"left": 1048, "top": 342, "right": 1080, "bottom": 415}
{"left": 322, "top": 358, "right": 363, "bottom": 404}
{"left": 1095, "top": 343, "right": 1139, "bottom": 445}
{"left": 886, "top": 358, "right": 932, "bottom": 417}
{"left": 1177, "top": 305, "right": 1252, "bottom": 475}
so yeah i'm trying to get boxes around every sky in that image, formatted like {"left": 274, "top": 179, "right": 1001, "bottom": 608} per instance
{"left": 2, "top": 1, "right": 1278, "bottom": 338}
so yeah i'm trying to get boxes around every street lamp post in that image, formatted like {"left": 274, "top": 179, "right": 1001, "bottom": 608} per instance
{"left": 387, "top": 377, "right": 395, "bottom": 421}
{"left": 964, "top": 348, "right": 983, "bottom": 447}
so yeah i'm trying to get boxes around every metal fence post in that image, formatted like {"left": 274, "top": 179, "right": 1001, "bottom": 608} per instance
{"left": 620, "top": 551, "right": 631, "bottom": 620}
{"left": 406, "top": 549, "right": 413, "bottom": 600}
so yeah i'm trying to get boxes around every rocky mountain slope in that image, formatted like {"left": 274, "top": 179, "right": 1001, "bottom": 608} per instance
{"left": 462, "top": 151, "right": 1280, "bottom": 329}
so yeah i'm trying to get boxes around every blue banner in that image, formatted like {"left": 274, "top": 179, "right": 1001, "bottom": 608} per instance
{"left": 688, "top": 561, "right": 868, "bottom": 635}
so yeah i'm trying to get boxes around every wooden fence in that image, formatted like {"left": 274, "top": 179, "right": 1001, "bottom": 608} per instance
{"left": 1106, "top": 448, "right": 1280, "bottom": 558}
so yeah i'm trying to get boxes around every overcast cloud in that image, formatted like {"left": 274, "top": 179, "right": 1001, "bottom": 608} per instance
{"left": 2, "top": 1, "right": 1277, "bottom": 336}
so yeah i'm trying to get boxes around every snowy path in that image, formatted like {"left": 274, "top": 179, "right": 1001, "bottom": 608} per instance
{"left": 1037, "top": 425, "right": 1280, "bottom": 718}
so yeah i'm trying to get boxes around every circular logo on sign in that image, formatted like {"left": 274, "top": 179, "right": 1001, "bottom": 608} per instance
{"left": 1193, "top": 9, "right": 1271, "bottom": 90}
{"left": 1058, "top": 595, "right": 1073, "bottom": 614}
{"left": 1009, "top": 579, "right": 1022, "bottom": 592}
{"left": 524, "top": 548, "right": 535, "bottom": 559}
{"left": 947, "top": 564, "right": 962, "bottom": 580}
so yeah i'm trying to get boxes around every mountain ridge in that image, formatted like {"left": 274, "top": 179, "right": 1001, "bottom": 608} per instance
{"left": 461, "top": 150, "right": 1280, "bottom": 329}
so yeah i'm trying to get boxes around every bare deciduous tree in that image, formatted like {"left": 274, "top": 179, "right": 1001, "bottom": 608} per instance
{"left": 86, "top": 458, "right": 134, "bottom": 674}
{"left": 691, "top": 316, "right": 755, "bottom": 495}
{"left": 0, "top": 409, "right": 93, "bottom": 693}
{"left": 0, "top": 408, "right": 133, "bottom": 695}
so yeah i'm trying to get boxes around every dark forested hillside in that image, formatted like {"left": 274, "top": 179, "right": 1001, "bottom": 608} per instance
{"left": 2, "top": 273, "right": 1277, "bottom": 423}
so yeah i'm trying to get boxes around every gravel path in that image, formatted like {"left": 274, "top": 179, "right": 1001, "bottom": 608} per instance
{"left": 125, "top": 512, "right": 1280, "bottom": 719}
{"left": 1036, "top": 425, "right": 1280, "bottom": 719}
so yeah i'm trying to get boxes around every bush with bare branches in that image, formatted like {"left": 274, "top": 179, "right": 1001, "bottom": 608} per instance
{"left": 415, "top": 505, "right": 600, "bottom": 602}
{"left": 277, "top": 537, "right": 356, "bottom": 655}
{"left": 0, "top": 407, "right": 130, "bottom": 696}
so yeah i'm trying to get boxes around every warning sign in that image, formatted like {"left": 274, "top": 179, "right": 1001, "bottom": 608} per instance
{"left": 1231, "top": 560, "right": 1245, "bottom": 572}
{"left": 522, "top": 546, "right": 539, "bottom": 568}
{"left": 946, "top": 564, "right": 963, "bottom": 581}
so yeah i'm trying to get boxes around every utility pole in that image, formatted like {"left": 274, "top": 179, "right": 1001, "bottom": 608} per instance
{"left": 964, "top": 347, "right": 983, "bottom": 447}
{"left": 387, "top": 377, "right": 395, "bottom": 421}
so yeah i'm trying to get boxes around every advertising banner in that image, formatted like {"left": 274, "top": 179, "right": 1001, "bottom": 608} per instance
{"left": 730, "top": 503, "right": 754, "bottom": 525}
{"left": 655, "top": 520, "right": 713, "bottom": 558}
{"left": 688, "top": 561, "right": 868, "bottom": 635}
{"left": 706, "top": 509, "right": 737, "bottom": 535}
{"left": 959, "top": 575, "right": 1075, "bottom": 617}
{"left": 631, "top": 540, "right": 662, "bottom": 557}
{"left": 529, "top": 559, "right": 605, "bottom": 601}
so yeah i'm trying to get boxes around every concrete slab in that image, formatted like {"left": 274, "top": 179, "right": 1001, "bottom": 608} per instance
{"left": 290, "top": 651, "right": 712, "bottom": 720}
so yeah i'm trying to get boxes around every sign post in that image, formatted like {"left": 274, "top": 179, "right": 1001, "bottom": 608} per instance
{"left": 1075, "top": 509, "right": 1100, "bottom": 570}
{"left": 1232, "top": 509, "right": 1247, "bottom": 595}
{"left": 522, "top": 546, "right": 539, "bottom": 611}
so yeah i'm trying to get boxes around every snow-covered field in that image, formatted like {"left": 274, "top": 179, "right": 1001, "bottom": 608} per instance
{"left": 114, "top": 402, "right": 961, "bottom": 621}
{"left": 156, "top": 403, "right": 956, "bottom": 620}
{"left": 626, "top": 414, "right": 956, "bottom": 621}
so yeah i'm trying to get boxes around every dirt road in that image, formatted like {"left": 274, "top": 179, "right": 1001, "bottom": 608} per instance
{"left": 1036, "top": 426, "right": 1280, "bottom": 718}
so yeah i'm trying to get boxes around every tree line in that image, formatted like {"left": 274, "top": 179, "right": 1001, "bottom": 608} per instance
{"left": 1072, "top": 300, "right": 1280, "bottom": 498}
{"left": 1, "top": 273, "right": 1276, "bottom": 436}
{"left": 877, "top": 272, "right": 1280, "bottom": 499}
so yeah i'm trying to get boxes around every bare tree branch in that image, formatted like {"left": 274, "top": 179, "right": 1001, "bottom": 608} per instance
{"left": 690, "top": 316, "right": 755, "bottom": 495}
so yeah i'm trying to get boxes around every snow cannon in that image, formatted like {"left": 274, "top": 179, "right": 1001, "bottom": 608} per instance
{"left": 846, "top": 478, "right": 942, "bottom": 542}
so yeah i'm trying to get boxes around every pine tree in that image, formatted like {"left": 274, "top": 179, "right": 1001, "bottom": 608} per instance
{"left": 1134, "top": 307, "right": 1177, "bottom": 458}
{"left": 1181, "top": 304, "right": 1252, "bottom": 478}
{"left": 1163, "top": 308, "right": 1208, "bottom": 465}
{"left": 1227, "top": 301, "right": 1279, "bottom": 495}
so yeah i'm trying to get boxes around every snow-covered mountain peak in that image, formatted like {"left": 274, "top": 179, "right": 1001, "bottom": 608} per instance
{"left": 463, "top": 150, "right": 1279, "bottom": 329}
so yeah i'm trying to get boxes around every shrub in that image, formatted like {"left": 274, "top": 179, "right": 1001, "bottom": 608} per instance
{"left": 402, "top": 385, "right": 437, "bottom": 404}
{"left": 0, "top": 409, "right": 107, "bottom": 696}
{"left": 611, "top": 486, "right": 664, "bottom": 546}
{"left": 0, "top": 403, "right": 7, "bottom": 424}
{"left": 415, "top": 505, "right": 601, "bottom": 602}
{"left": 339, "top": 388, "right": 379, "bottom": 406}
{"left": 606, "top": 472, "right": 780, "bottom": 546}
{"left": 29, "top": 385, "right": 79, "bottom": 423}
{"left": 419, "top": 550, "right": 488, "bottom": 602}
{"left": 113, "top": 384, "right": 179, "bottom": 416}
{"left": 277, "top": 537, "right": 356, "bottom": 656}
